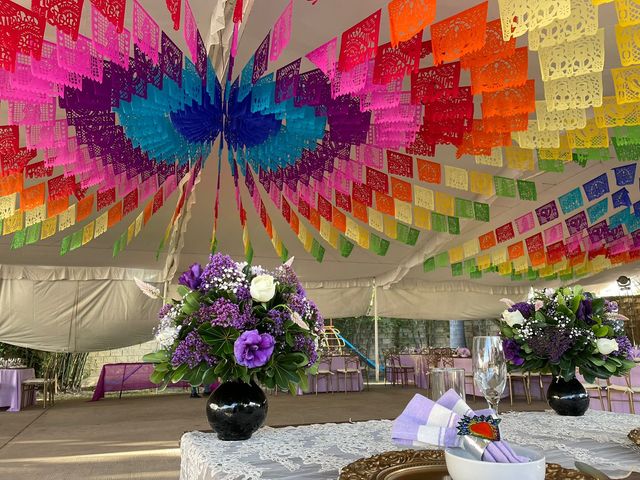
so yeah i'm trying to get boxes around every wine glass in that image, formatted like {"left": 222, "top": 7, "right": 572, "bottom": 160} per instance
{"left": 472, "top": 336, "right": 507, "bottom": 414}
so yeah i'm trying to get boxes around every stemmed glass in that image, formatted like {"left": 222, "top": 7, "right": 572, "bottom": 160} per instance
{"left": 472, "top": 336, "right": 507, "bottom": 414}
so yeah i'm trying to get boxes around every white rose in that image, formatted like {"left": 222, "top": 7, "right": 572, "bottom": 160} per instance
{"left": 250, "top": 274, "right": 277, "bottom": 302}
{"left": 596, "top": 338, "right": 619, "bottom": 356}
{"left": 291, "top": 311, "right": 309, "bottom": 330}
{"left": 502, "top": 309, "right": 525, "bottom": 328}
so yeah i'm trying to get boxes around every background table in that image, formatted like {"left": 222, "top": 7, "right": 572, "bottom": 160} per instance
{"left": 91, "top": 363, "right": 190, "bottom": 401}
{"left": 180, "top": 410, "right": 640, "bottom": 480}
{"left": 0, "top": 368, "right": 35, "bottom": 412}
{"left": 301, "top": 355, "right": 363, "bottom": 394}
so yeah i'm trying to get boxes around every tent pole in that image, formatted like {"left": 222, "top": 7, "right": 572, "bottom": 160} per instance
{"left": 373, "top": 281, "right": 379, "bottom": 382}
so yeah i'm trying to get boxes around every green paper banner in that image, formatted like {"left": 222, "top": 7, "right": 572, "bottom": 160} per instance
{"left": 339, "top": 235, "right": 354, "bottom": 257}
{"left": 473, "top": 202, "right": 490, "bottom": 222}
{"left": 435, "top": 251, "right": 449, "bottom": 267}
{"left": 10, "top": 230, "right": 25, "bottom": 250}
{"left": 432, "top": 212, "right": 447, "bottom": 233}
{"left": 470, "top": 268, "right": 482, "bottom": 279}
{"left": 423, "top": 256, "right": 435, "bottom": 272}
{"left": 60, "top": 235, "right": 71, "bottom": 256}
{"left": 455, "top": 198, "right": 474, "bottom": 218}
{"left": 517, "top": 180, "right": 537, "bottom": 201}
{"left": 538, "top": 158, "right": 564, "bottom": 173}
{"left": 279, "top": 245, "right": 288, "bottom": 263}
{"left": 25, "top": 223, "right": 41, "bottom": 245}
{"left": 494, "top": 176, "right": 516, "bottom": 198}
{"left": 451, "top": 262, "right": 463, "bottom": 276}
{"left": 370, "top": 233, "right": 390, "bottom": 255}
{"left": 70, "top": 230, "right": 83, "bottom": 251}
{"left": 447, "top": 216, "right": 460, "bottom": 235}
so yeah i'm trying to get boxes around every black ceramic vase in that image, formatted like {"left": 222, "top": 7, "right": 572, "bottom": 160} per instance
{"left": 205, "top": 380, "right": 268, "bottom": 441}
{"left": 546, "top": 376, "right": 589, "bottom": 416}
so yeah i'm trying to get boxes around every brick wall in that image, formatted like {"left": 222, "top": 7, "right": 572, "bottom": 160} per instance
{"left": 82, "top": 340, "right": 159, "bottom": 387}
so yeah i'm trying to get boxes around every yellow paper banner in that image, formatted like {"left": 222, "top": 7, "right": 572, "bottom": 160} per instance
{"left": 612, "top": 65, "right": 640, "bottom": 104}
{"left": 593, "top": 95, "right": 640, "bottom": 127}
{"left": 414, "top": 185, "right": 435, "bottom": 210}
{"left": 435, "top": 191, "right": 455, "bottom": 216}
{"left": 505, "top": 146, "right": 535, "bottom": 171}
{"left": 449, "top": 245, "right": 464, "bottom": 264}
{"left": 528, "top": 0, "right": 598, "bottom": 51}
{"left": 469, "top": 171, "right": 494, "bottom": 196}
{"left": 543, "top": 71, "right": 603, "bottom": 111}
{"left": 368, "top": 208, "right": 384, "bottom": 232}
{"left": 394, "top": 199, "right": 413, "bottom": 224}
{"left": 536, "top": 101, "right": 587, "bottom": 131}
{"left": 94, "top": 211, "right": 108, "bottom": 238}
{"left": 3, "top": 210, "right": 22, "bottom": 235}
{"left": 444, "top": 165, "right": 469, "bottom": 190}
{"left": 567, "top": 119, "right": 609, "bottom": 149}
{"left": 463, "top": 238, "right": 480, "bottom": 258}
{"left": 41, "top": 216, "right": 57, "bottom": 240}
{"left": 0, "top": 193, "right": 16, "bottom": 220}
{"left": 414, "top": 206, "right": 431, "bottom": 230}
{"left": 25, "top": 204, "right": 46, "bottom": 227}
{"left": 538, "top": 134, "right": 573, "bottom": 161}
{"left": 537, "top": 29, "right": 604, "bottom": 81}
{"left": 58, "top": 204, "right": 76, "bottom": 232}
{"left": 83, "top": 221, "right": 95, "bottom": 245}
{"left": 383, "top": 216, "right": 397, "bottom": 239}
{"left": 475, "top": 148, "right": 503, "bottom": 167}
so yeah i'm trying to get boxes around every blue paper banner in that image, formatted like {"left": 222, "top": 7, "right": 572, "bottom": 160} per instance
{"left": 583, "top": 173, "right": 610, "bottom": 202}
{"left": 558, "top": 188, "right": 584, "bottom": 215}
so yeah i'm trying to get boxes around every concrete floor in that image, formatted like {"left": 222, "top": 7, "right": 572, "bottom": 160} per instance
{"left": 0, "top": 386, "right": 547, "bottom": 480}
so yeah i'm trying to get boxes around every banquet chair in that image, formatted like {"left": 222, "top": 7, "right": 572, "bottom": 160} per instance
{"left": 335, "top": 355, "right": 361, "bottom": 394}
{"left": 383, "top": 351, "right": 400, "bottom": 385}
{"left": 575, "top": 372, "right": 606, "bottom": 411}
{"left": 314, "top": 356, "right": 334, "bottom": 395}
{"left": 507, "top": 371, "right": 531, "bottom": 406}
{"left": 21, "top": 356, "right": 57, "bottom": 409}
{"left": 388, "top": 354, "right": 416, "bottom": 387}
{"left": 440, "top": 356, "right": 454, "bottom": 368}
{"left": 607, "top": 375, "right": 634, "bottom": 414}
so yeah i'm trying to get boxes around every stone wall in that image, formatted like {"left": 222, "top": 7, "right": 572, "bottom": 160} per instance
{"left": 330, "top": 317, "right": 498, "bottom": 365}
{"left": 82, "top": 340, "right": 159, "bottom": 387}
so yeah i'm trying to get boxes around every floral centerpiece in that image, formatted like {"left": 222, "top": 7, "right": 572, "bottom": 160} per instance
{"left": 499, "top": 286, "right": 635, "bottom": 415}
{"left": 143, "top": 253, "right": 323, "bottom": 439}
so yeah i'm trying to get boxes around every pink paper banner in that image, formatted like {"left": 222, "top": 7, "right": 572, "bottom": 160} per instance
{"left": 270, "top": 0, "right": 293, "bottom": 62}
{"left": 515, "top": 212, "right": 535, "bottom": 235}
{"left": 543, "top": 223, "right": 564, "bottom": 246}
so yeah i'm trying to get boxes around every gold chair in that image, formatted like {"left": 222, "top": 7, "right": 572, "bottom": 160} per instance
{"left": 22, "top": 356, "right": 57, "bottom": 409}
{"left": 607, "top": 376, "right": 634, "bottom": 414}
{"left": 507, "top": 371, "right": 531, "bottom": 406}
{"left": 335, "top": 355, "right": 362, "bottom": 394}
{"left": 582, "top": 378, "right": 607, "bottom": 411}
{"left": 314, "top": 356, "right": 334, "bottom": 394}
{"left": 388, "top": 354, "right": 416, "bottom": 387}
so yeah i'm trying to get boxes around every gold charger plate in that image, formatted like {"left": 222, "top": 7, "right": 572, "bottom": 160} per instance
{"left": 339, "top": 450, "right": 593, "bottom": 480}
{"left": 629, "top": 428, "right": 640, "bottom": 447}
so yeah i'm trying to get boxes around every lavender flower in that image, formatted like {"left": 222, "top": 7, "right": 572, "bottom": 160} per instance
{"left": 293, "top": 334, "right": 318, "bottom": 366}
{"left": 266, "top": 309, "right": 288, "bottom": 337}
{"left": 508, "top": 302, "right": 534, "bottom": 320}
{"left": 178, "top": 263, "right": 203, "bottom": 290}
{"left": 616, "top": 336, "right": 633, "bottom": 359}
{"left": 234, "top": 330, "right": 275, "bottom": 368}
{"left": 528, "top": 328, "right": 575, "bottom": 363}
{"left": 158, "top": 303, "right": 172, "bottom": 319}
{"left": 605, "top": 300, "right": 619, "bottom": 313}
{"left": 200, "top": 253, "right": 247, "bottom": 293}
{"left": 197, "top": 298, "right": 254, "bottom": 329}
{"left": 275, "top": 264, "right": 304, "bottom": 294}
{"left": 503, "top": 339, "right": 525, "bottom": 366}
{"left": 171, "top": 331, "right": 215, "bottom": 368}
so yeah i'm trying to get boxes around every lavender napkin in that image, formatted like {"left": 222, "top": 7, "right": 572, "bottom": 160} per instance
{"left": 391, "top": 389, "right": 528, "bottom": 463}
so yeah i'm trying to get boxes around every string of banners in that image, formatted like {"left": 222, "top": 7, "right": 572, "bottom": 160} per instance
{"left": 2, "top": 0, "right": 640, "bottom": 282}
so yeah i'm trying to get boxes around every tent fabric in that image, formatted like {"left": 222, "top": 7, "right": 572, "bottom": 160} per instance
{"left": 0, "top": 270, "right": 162, "bottom": 352}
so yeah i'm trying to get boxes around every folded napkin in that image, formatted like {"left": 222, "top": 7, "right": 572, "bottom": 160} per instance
{"left": 392, "top": 389, "right": 528, "bottom": 464}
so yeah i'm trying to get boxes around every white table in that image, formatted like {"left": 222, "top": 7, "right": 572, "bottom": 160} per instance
{"left": 180, "top": 410, "right": 640, "bottom": 480}
{"left": 0, "top": 368, "right": 35, "bottom": 412}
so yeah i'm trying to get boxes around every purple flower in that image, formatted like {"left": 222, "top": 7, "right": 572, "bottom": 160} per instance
{"left": 200, "top": 253, "right": 247, "bottom": 293}
{"left": 605, "top": 300, "right": 619, "bottom": 313}
{"left": 503, "top": 339, "right": 525, "bottom": 366}
{"left": 616, "top": 336, "right": 633, "bottom": 359}
{"left": 528, "top": 328, "right": 575, "bottom": 363}
{"left": 171, "top": 331, "right": 215, "bottom": 368}
{"left": 508, "top": 302, "right": 534, "bottom": 320}
{"left": 158, "top": 303, "right": 172, "bottom": 319}
{"left": 179, "top": 263, "right": 203, "bottom": 290}
{"left": 234, "top": 330, "right": 275, "bottom": 368}
{"left": 293, "top": 334, "right": 318, "bottom": 366}
{"left": 576, "top": 298, "right": 594, "bottom": 324}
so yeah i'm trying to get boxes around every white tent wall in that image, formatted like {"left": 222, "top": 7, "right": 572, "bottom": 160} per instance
{"left": 0, "top": 266, "right": 163, "bottom": 351}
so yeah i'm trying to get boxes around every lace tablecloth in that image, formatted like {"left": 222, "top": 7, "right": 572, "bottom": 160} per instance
{"left": 180, "top": 410, "right": 640, "bottom": 480}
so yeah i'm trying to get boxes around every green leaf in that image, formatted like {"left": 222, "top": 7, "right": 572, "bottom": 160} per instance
{"left": 500, "top": 325, "right": 514, "bottom": 338}
{"left": 603, "top": 361, "right": 618, "bottom": 374}
{"left": 177, "top": 285, "right": 190, "bottom": 297}
{"left": 171, "top": 364, "right": 189, "bottom": 383}
{"left": 297, "top": 369, "right": 309, "bottom": 392}
{"left": 571, "top": 294, "right": 582, "bottom": 314}
{"left": 184, "top": 291, "right": 202, "bottom": 308}
{"left": 188, "top": 363, "right": 208, "bottom": 386}
{"left": 288, "top": 381, "right": 298, "bottom": 396}
{"left": 202, "top": 367, "right": 218, "bottom": 386}
{"left": 590, "top": 357, "right": 606, "bottom": 366}
{"left": 142, "top": 350, "right": 170, "bottom": 364}
{"left": 594, "top": 325, "right": 608, "bottom": 337}
{"left": 150, "top": 367, "right": 167, "bottom": 384}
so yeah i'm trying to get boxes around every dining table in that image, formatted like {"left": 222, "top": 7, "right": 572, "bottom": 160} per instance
{"left": 0, "top": 367, "right": 35, "bottom": 412}
{"left": 179, "top": 409, "right": 640, "bottom": 479}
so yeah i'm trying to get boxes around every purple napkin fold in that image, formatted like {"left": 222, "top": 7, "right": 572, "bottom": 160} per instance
{"left": 391, "top": 389, "right": 529, "bottom": 464}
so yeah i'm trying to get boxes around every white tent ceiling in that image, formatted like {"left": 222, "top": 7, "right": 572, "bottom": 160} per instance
{"left": 1, "top": 0, "right": 640, "bottom": 351}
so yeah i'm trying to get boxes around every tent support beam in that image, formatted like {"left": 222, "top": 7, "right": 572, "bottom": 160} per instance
{"left": 373, "top": 281, "right": 379, "bottom": 382}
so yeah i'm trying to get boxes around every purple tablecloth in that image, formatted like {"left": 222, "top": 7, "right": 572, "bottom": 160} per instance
{"left": 0, "top": 368, "right": 35, "bottom": 412}
{"left": 91, "top": 363, "right": 190, "bottom": 401}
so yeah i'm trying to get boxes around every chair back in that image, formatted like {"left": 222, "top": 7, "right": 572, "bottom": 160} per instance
{"left": 317, "top": 356, "right": 332, "bottom": 372}
{"left": 440, "top": 356, "right": 454, "bottom": 368}
{"left": 608, "top": 375, "right": 631, "bottom": 388}
{"left": 345, "top": 355, "right": 360, "bottom": 371}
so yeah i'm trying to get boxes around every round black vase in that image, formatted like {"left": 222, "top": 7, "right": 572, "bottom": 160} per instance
{"left": 205, "top": 380, "right": 268, "bottom": 441}
{"left": 546, "top": 376, "right": 589, "bottom": 416}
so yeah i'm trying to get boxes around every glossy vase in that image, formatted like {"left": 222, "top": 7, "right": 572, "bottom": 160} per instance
{"left": 546, "top": 376, "right": 589, "bottom": 416}
{"left": 206, "top": 380, "right": 268, "bottom": 441}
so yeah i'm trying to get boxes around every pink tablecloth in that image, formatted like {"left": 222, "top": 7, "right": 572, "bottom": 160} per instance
{"left": 91, "top": 363, "right": 190, "bottom": 401}
{"left": 0, "top": 368, "right": 35, "bottom": 412}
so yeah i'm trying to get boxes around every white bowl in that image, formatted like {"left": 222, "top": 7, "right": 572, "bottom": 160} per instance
{"left": 445, "top": 445, "right": 545, "bottom": 480}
